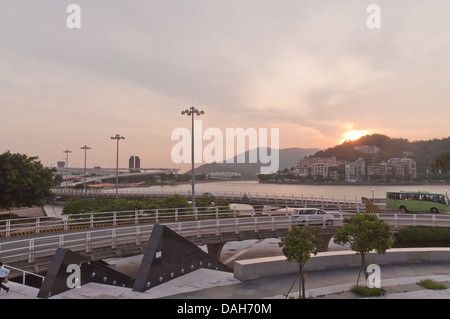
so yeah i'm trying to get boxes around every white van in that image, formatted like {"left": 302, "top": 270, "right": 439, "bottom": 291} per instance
{"left": 292, "top": 208, "right": 334, "bottom": 226}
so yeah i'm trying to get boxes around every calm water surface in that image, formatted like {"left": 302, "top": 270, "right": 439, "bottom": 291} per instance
{"left": 126, "top": 181, "right": 450, "bottom": 200}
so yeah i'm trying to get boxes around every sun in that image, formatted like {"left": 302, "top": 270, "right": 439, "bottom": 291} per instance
{"left": 339, "top": 130, "right": 369, "bottom": 144}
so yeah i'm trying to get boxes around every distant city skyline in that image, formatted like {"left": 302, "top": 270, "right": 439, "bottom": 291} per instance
{"left": 1, "top": 1, "right": 450, "bottom": 172}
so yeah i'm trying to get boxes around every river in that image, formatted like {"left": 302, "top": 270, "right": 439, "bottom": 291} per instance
{"left": 122, "top": 180, "right": 450, "bottom": 201}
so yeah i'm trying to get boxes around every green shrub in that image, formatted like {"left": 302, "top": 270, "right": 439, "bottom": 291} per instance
{"left": 351, "top": 285, "right": 381, "bottom": 297}
{"left": 394, "top": 226, "right": 450, "bottom": 247}
{"left": 417, "top": 279, "right": 446, "bottom": 290}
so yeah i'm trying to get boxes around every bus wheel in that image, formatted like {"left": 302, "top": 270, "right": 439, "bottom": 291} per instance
{"left": 431, "top": 207, "right": 439, "bottom": 214}
{"left": 399, "top": 206, "right": 406, "bottom": 213}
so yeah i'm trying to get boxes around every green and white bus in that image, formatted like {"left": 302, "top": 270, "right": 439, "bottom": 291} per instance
{"left": 386, "top": 191, "right": 450, "bottom": 213}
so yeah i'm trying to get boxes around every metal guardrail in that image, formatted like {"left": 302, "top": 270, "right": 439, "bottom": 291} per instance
{"left": 0, "top": 206, "right": 276, "bottom": 238}
{"left": 2, "top": 211, "right": 450, "bottom": 266}
{"left": 0, "top": 213, "right": 341, "bottom": 265}
{"left": 4, "top": 264, "right": 45, "bottom": 285}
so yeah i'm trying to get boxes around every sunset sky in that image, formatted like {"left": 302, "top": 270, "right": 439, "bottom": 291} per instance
{"left": 1, "top": 1, "right": 450, "bottom": 172}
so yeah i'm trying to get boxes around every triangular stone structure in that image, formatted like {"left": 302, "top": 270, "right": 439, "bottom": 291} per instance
{"left": 37, "top": 248, "right": 133, "bottom": 298}
{"left": 133, "top": 224, "right": 232, "bottom": 293}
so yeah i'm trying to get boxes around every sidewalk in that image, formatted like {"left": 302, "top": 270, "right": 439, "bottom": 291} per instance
{"left": 3, "top": 261, "right": 450, "bottom": 299}
{"left": 2, "top": 236, "right": 450, "bottom": 299}
{"left": 159, "top": 261, "right": 450, "bottom": 299}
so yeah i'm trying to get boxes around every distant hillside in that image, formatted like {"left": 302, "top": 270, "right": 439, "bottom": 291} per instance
{"left": 188, "top": 147, "right": 319, "bottom": 178}
{"left": 314, "top": 134, "right": 450, "bottom": 173}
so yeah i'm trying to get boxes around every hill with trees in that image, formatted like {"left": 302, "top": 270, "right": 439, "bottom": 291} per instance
{"left": 314, "top": 134, "right": 450, "bottom": 174}
{"left": 187, "top": 147, "right": 319, "bottom": 179}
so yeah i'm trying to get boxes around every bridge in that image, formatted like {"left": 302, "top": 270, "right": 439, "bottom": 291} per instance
{"left": 56, "top": 167, "right": 179, "bottom": 185}
{"left": 1, "top": 205, "right": 449, "bottom": 279}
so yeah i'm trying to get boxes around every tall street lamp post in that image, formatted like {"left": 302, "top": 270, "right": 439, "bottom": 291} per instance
{"left": 63, "top": 149, "right": 72, "bottom": 189}
{"left": 181, "top": 106, "right": 204, "bottom": 208}
{"left": 80, "top": 145, "right": 91, "bottom": 195}
{"left": 111, "top": 134, "right": 125, "bottom": 199}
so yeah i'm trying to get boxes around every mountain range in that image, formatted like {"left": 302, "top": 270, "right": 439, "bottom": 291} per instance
{"left": 188, "top": 147, "right": 319, "bottom": 178}
{"left": 188, "top": 134, "right": 450, "bottom": 178}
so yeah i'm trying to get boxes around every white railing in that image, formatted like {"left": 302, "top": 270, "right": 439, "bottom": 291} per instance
{"left": 4, "top": 264, "right": 45, "bottom": 285}
{"left": 0, "top": 214, "right": 343, "bottom": 265}
{"left": 3, "top": 212, "right": 450, "bottom": 265}
{"left": 0, "top": 206, "right": 266, "bottom": 237}
{"left": 53, "top": 188, "right": 368, "bottom": 206}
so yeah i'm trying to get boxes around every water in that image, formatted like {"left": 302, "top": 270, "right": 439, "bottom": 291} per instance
{"left": 123, "top": 181, "right": 450, "bottom": 200}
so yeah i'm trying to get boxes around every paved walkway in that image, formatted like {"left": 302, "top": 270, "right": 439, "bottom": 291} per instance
{"left": 161, "top": 262, "right": 450, "bottom": 299}
{"left": 2, "top": 234, "right": 450, "bottom": 299}
{"left": 3, "top": 261, "right": 450, "bottom": 299}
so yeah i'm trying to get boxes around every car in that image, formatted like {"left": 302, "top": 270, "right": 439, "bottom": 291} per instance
{"left": 202, "top": 192, "right": 216, "bottom": 198}
{"left": 291, "top": 208, "right": 334, "bottom": 226}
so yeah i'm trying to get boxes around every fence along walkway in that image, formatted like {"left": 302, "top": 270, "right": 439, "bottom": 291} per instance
{"left": 0, "top": 213, "right": 333, "bottom": 265}
{"left": 0, "top": 206, "right": 287, "bottom": 238}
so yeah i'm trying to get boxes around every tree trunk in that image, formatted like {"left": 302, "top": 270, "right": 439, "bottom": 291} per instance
{"left": 299, "top": 263, "right": 304, "bottom": 299}
{"left": 356, "top": 253, "right": 368, "bottom": 286}
{"left": 298, "top": 263, "right": 307, "bottom": 299}
{"left": 362, "top": 253, "right": 369, "bottom": 280}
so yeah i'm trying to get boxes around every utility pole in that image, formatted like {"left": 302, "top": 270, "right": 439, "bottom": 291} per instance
{"left": 111, "top": 134, "right": 125, "bottom": 199}
{"left": 63, "top": 149, "right": 72, "bottom": 189}
{"left": 180, "top": 106, "right": 204, "bottom": 208}
{"left": 80, "top": 145, "right": 91, "bottom": 195}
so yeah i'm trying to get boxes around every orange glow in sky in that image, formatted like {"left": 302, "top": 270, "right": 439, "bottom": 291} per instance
{"left": 339, "top": 130, "right": 370, "bottom": 144}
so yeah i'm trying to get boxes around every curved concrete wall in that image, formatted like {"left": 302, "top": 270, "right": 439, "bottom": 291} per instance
{"left": 233, "top": 248, "right": 450, "bottom": 281}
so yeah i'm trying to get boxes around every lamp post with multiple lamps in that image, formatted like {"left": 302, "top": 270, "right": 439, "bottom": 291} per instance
{"left": 80, "top": 145, "right": 91, "bottom": 195}
{"left": 110, "top": 134, "right": 125, "bottom": 199}
{"left": 63, "top": 149, "right": 72, "bottom": 189}
{"left": 181, "top": 106, "right": 204, "bottom": 208}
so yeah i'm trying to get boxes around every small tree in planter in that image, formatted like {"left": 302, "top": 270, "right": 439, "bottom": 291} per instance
{"left": 333, "top": 213, "right": 393, "bottom": 286}
{"left": 279, "top": 226, "right": 321, "bottom": 299}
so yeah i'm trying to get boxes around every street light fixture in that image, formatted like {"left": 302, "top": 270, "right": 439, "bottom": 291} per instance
{"left": 63, "top": 149, "right": 72, "bottom": 189}
{"left": 181, "top": 106, "right": 204, "bottom": 208}
{"left": 111, "top": 134, "right": 125, "bottom": 199}
{"left": 80, "top": 145, "right": 91, "bottom": 195}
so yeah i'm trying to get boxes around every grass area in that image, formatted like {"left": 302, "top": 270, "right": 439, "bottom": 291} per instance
{"left": 416, "top": 279, "right": 446, "bottom": 290}
{"left": 351, "top": 285, "right": 381, "bottom": 297}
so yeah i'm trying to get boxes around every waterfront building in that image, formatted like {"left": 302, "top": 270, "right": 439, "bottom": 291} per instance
{"left": 345, "top": 157, "right": 366, "bottom": 182}
{"left": 310, "top": 163, "right": 329, "bottom": 179}
{"left": 354, "top": 145, "right": 380, "bottom": 154}
{"left": 207, "top": 171, "right": 241, "bottom": 179}
{"left": 129, "top": 156, "right": 141, "bottom": 171}
{"left": 386, "top": 158, "right": 417, "bottom": 179}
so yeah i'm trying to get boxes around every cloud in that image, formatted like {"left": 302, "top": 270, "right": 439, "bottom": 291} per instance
{"left": 1, "top": 0, "right": 450, "bottom": 166}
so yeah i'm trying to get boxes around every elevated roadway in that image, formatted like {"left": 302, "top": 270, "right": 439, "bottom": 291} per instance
{"left": 1, "top": 206, "right": 449, "bottom": 278}
{"left": 56, "top": 167, "right": 179, "bottom": 186}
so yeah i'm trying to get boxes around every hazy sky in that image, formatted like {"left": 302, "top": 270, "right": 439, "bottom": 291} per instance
{"left": 1, "top": 1, "right": 450, "bottom": 171}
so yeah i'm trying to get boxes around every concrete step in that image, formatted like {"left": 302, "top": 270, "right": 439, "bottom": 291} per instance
{"left": 0, "top": 281, "right": 39, "bottom": 299}
{"left": 0, "top": 207, "right": 45, "bottom": 218}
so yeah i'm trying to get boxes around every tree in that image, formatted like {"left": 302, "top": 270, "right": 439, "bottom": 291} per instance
{"left": 430, "top": 152, "right": 450, "bottom": 174}
{"left": 279, "top": 226, "right": 321, "bottom": 298}
{"left": 333, "top": 214, "right": 393, "bottom": 286}
{"left": 0, "top": 151, "right": 56, "bottom": 210}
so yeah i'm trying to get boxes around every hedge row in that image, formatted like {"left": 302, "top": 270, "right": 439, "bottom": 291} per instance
{"left": 394, "top": 226, "right": 450, "bottom": 248}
